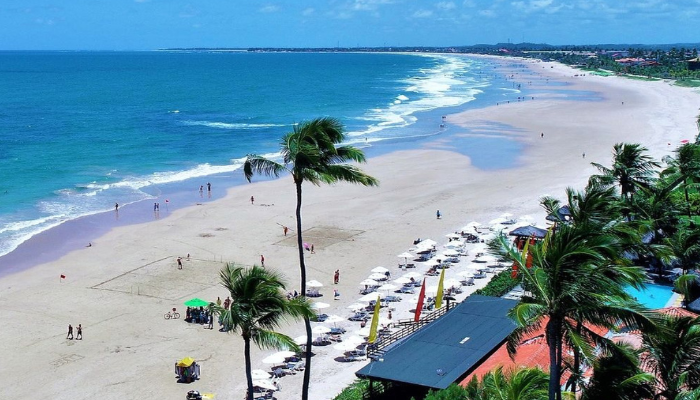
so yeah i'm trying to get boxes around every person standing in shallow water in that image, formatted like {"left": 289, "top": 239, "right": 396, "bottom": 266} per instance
{"left": 436, "top": 210, "right": 441, "bottom": 219}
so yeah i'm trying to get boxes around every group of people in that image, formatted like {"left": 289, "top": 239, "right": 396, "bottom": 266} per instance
{"left": 66, "top": 324, "right": 83, "bottom": 340}
{"left": 185, "top": 306, "right": 213, "bottom": 328}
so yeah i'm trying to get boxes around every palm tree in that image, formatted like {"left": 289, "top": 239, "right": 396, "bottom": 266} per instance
{"left": 461, "top": 367, "right": 550, "bottom": 400}
{"left": 243, "top": 117, "right": 378, "bottom": 400}
{"left": 661, "top": 143, "right": 700, "bottom": 218}
{"left": 581, "top": 342, "right": 654, "bottom": 400}
{"left": 591, "top": 143, "right": 660, "bottom": 215}
{"left": 640, "top": 314, "right": 700, "bottom": 399}
{"left": 211, "top": 264, "right": 314, "bottom": 400}
{"left": 663, "top": 229, "right": 700, "bottom": 275}
{"left": 494, "top": 223, "right": 652, "bottom": 400}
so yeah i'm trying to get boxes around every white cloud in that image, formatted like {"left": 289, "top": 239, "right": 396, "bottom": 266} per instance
{"left": 437, "top": 1, "right": 456, "bottom": 10}
{"left": 302, "top": 8, "right": 315, "bottom": 16}
{"left": 412, "top": 9, "right": 433, "bottom": 18}
{"left": 351, "top": 0, "right": 395, "bottom": 11}
{"left": 259, "top": 5, "right": 279, "bottom": 13}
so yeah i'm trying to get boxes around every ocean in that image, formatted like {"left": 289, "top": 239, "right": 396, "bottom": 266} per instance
{"left": 0, "top": 51, "right": 530, "bottom": 264}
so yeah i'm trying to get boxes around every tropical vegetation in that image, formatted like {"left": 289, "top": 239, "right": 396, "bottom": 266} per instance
{"left": 243, "top": 117, "right": 378, "bottom": 400}
{"left": 210, "top": 264, "right": 314, "bottom": 400}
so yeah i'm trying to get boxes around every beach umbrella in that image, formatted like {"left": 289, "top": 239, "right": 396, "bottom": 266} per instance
{"left": 311, "top": 302, "right": 330, "bottom": 310}
{"left": 426, "top": 285, "right": 440, "bottom": 294}
{"left": 359, "top": 278, "right": 379, "bottom": 287}
{"left": 403, "top": 272, "right": 422, "bottom": 279}
{"left": 368, "top": 273, "right": 387, "bottom": 281}
{"left": 359, "top": 292, "right": 385, "bottom": 302}
{"left": 443, "top": 249, "right": 460, "bottom": 257}
{"left": 489, "top": 217, "right": 508, "bottom": 225}
{"left": 253, "top": 380, "right": 278, "bottom": 391}
{"left": 474, "top": 254, "right": 497, "bottom": 263}
{"left": 371, "top": 266, "right": 389, "bottom": 273}
{"left": 294, "top": 335, "right": 308, "bottom": 345}
{"left": 262, "top": 354, "right": 286, "bottom": 365}
{"left": 509, "top": 225, "right": 548, "bottom": 239}
{"left": 184, "top": 298, "right": 210, "bottom": 307}
{"left": 273, "top": 350, "right": 296, "bottom": 358}
{"left": 517, "top": 215, "right": 535, "bottom": 224}
{"left": 378, "top": 283, "right": 398, "bottom": 291}
{"left": 397, "top": 252, "right": 414, "bottom": 259}
{"left": 311, "top": 325, "right": 331, "bottom": 335}
{"left": 500, "top": 212, "right": 514, "bottom": 218}
{"left": 251, "top": 369, "right": 271, "bottom": 380}
{"left": 444, "top": 279, "right": 462, "bottom": 288}
{"left": 423, "top": 259, "right": 440, "bottom": 267}
{"left": 421, "top": 239, "right": 437, "bottom": 247}
{"left": 444, "top": 241, "right": 463, "bottom": 249}
{"left": 457, "top": 270, "right": 475, "bottom": 277}
{"left": 347, "top": 303, "right": 367, "bottom": 310}
{"left": 394, "top": 276, "right": 412, "bottom": 284}
{"left": 334, "top": 339, "right": 364, "bottom": 351}
{"left": 306, "top": 280, "right": 324, "bottom": 288}
{"left": 357, "top": 326, "right": 372, "bottom": 336}
{"left": 325, "top": 314, "right": 345, "bottom": 324}
{"left": 445, "top": 233, "right": 461, "bottom": 239}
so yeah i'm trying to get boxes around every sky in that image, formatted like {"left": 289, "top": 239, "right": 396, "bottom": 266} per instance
{"left": 1, "top": 0, "right": 698, "bottom": 50}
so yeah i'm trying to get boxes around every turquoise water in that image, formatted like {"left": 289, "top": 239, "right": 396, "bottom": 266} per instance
{"left": 0, "top": 51, "right": 533, "bottom": 262}
{"left": 626, "top": 283, "right": 675, "bottom": 309}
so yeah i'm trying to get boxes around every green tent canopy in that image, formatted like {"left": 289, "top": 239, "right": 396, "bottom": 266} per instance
{"left": 184, "top": 298, "right": 210, "bottom": 307}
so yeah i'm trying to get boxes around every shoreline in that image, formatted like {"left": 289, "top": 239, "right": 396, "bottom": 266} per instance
{"left": 0, "top": 53, "right": 541, "bottom": 277}
{"left": 1, "top": 57, "right": 699, "bottom": 400}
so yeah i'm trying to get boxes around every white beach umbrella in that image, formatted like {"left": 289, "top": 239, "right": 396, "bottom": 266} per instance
{"left": 274, "top": 350, "right": 296, "bottom": 358}
{"left": 368, "top": 273, "right": 387, "bottom": 281}
{"left": 294, "top": 335, "right": 308, "bottom": 345}
{"left": 443, "top": 249, "right": 460, "bottom": 257}
{"left": 311, "top": 302, "right": 330, "bottom": 310}
{"left": 394, "top": 276, "right": 412, "bottom": 284}
{"left": 253, "top": 380, "right": 278, "bottom": 391}
{"left": 397, "top": 252, "right": 414, "bottom": 259}
{"left": 371, "top": 266, "right": 389, "bottom": 273}
{"left": 470, "top": 243, "right": 488, "bottom": 252}
{"left": 489, "top": 217, "right": 508, "bottom": 226}
{"left": 500, "top": 212, "right": 514, "bottom": 218}
{"left": 311, "top": 325, "right": 331, "bottom": 335}
{"left": 444, "top": 241, "right": 463, "bottom": 249}
{"left": 423, "top": 259, "right": 440, "bottom": 267}
{"left": 334, "top": 339, "right": 364, "bottom": 351}
{"left": 517, "top": 215, "right": 535, "bottom": 224}
{"left": 359, "top": 278, "right": 379, "bottom": 286}
{"left": 306, "top": 280, "right": 324, "bottom": 288}
{"left": 378, "top": 283, "right": 398, "bottom": 291}
{"left": 347, "top": 303, "right": 367, "bottom": 310}
{"left": 251, "top": 369, "right": 272, "bottom": 380}
{"left": 444, "top": 279, "right": 462, "bottom": 288}
{"left": 325, "top": 314, "right": 345, "bottom": 324}
{"left": 474, "top": 254, "right": 497, "bottom": 263}
{"left": 262, "top": 354, "right": 286, "bottom": 365}
{"left": 457, "top": 270, "right": 475, "bottom": 277}
{"left": 356, "top": 326, "right": 372, "bottom": 336}
{"left": 359, "top": 292, "right": 385, "bottom": 302}
{"left": 421, "top": 239, "right": 437, "bottom": 247}
{"left": 426, "top": 285, "right": 440, "bottom": 294}
{"left": 403, "top": 272, "right": 422, "bottom": 279}
{"left": 445, "top": 233, "right": 461, "bottom": 239}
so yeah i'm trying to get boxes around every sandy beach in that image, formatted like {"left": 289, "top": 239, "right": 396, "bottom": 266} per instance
{"left": 1, "top": 57, "right": 699, "bottom": 400}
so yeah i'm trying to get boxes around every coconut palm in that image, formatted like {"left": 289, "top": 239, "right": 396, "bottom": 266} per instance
{"left": 494, "top": 222, "right": 652, "bottom": 400}
{"left": 663, "top": 229, "right": 700, "bottom": 275}
{"left": 591, "top": 143, "right": 660, "bottom": 211}
{"left": 581, "top": 343, "right": 654, "bottom": 400}
{"left": 243, "top": 117, "right": 378, "bottom": 400}
{"left": 661, "top": 143, "right": 700, "bottom": 218}
{"left": 211, "top": 264, "right": 314, "bottom": 400}
{"left": 640, "top": 314, "right": 700, "bottom": 399}
{"left": 460, "top": 367, "right": 551, "bottom": 400}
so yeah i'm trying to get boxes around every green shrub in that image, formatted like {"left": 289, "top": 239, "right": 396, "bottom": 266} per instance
{"left": 333, "top": 379, "right": 372, "bottom": 400}
{"left": 474, "top": 269, "right": 520, "bottom": 297}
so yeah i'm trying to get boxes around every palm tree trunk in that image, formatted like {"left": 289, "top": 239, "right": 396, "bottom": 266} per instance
{"left": 245, "top": 337, "right": 254, "bottom": 400}
{"left": 685, "top": 183, "right": 692, "bottom": 218}
{"left": 547, "top": 318, "right": 560, "bottom": 400}
{"left": 295, "top": 180, "right": 312, "bottom": 400}
{"left": 570, "top": 320, "right": 582, "bottom": 395}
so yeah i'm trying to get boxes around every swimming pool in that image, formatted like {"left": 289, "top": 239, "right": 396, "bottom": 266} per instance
{"left": 625, "top": 283, "right": 676, "bottom": 309}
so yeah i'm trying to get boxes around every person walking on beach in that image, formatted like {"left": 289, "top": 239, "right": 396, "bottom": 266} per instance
{"left": 436, "top": 210, "right": 442, "bottom": 219}
{"left": 66, "top": 324, "right": 74, "bottom": 340}
{"left": 76, "top": 324, "right": 82, "bottom": 340}
{"left": 283, "top": 226, "right": 288, "bottom": 236}
{"left": 334, "top": 269, "right": 340, "bottom": 284}
{"left": 177, "top": 257, "right": 183, "bottom": 270}
{"left": 250, "top": 195, "right": 255, "bottom": 205}
{"left": 115, "top": 203, "right": 119, "bottom": 211}
{"left": 310, "top": 244, "right": 315, "bottom": 254}
{"left": 260, "top": 254, "right": 265, "bottom": 267}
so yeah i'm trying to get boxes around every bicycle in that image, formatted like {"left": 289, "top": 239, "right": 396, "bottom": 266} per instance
{"left": 164, "top": 308, "right": 181, "bottom": 320}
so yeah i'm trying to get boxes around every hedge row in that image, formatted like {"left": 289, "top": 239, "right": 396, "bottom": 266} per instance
{"left": 473, "top": 269, "right": 520, "bottom": 297}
